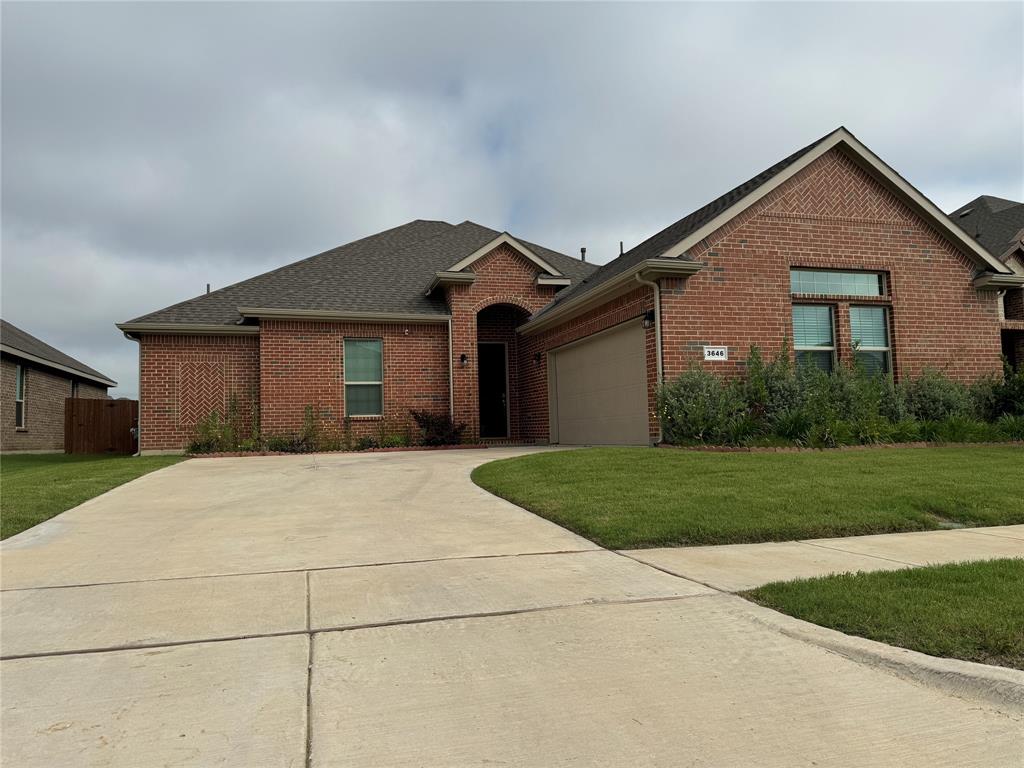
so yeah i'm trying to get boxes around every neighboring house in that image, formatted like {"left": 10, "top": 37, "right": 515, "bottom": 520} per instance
{"left": 119, "top": 127, "right": 1023, "bottom": 451}
{"left": 1, "top": 320, "right": 116, "bottom": 453}
{"left": 950, "top": 195, "right": 1024, "bottom": 367}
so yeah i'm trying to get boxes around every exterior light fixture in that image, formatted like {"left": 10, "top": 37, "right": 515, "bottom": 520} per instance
{"left": 642, "top": 310, "right": 655, "bottom": 329}
{"left": 533, "top": 352, "right": 542, "bottom": 365}
{"left": 459, "top": 353, "right": 469, "bottom": 367}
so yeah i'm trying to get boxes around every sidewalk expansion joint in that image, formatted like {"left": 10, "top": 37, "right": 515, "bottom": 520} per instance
{"left": 796, "top": 540, "right": 919, "bottom": 567}
{"left": 0, "top": 592, "right": 719, "bottom": 662}
{"left": 0, "top": 548, "right": 603, "bottom": 593}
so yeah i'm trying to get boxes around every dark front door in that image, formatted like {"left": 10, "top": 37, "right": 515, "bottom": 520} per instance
{"left": 478, "top": 343, "right": 508, "bottom": 438}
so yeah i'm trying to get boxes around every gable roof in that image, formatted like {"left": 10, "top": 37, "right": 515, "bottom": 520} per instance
{"left": 1, "top": 319, "right": 116, "bottom": 387}
{"left": 522, "top": 126, "right": 1014, "bottom": 332}
{"left": 950, "top": 195, "right": 1024, "bottom": 266}
{"left": 119, "top": 220, "right": 594, "bottom": 330}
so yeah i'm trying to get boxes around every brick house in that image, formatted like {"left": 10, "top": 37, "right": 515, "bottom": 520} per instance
{"left": 951, "top": 195, "right": 1024, "bottom": 368}
{"left": 118, "top": 127, "right": 1023, "bottom": 452}
{"left": 1, "top": 320, "right": 115, "bottom": 453}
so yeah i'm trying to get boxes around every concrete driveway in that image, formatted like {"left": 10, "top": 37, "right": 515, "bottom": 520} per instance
{"left": 2, "top": 448, "right": 1021, "bottom": 766}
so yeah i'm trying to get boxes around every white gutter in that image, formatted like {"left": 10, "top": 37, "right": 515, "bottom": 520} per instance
{"left": 236, "top": 307, "right": 451, "bottom": 323}
{"left": 447, "top": 317, "right": 455, "bottom": 418}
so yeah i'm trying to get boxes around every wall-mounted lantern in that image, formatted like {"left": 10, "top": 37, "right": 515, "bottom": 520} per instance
{"left": 642, "top": 310, "right": 655, "bottom": 329}
{"left": 459, "top": 353, "right": 469, "bottom": 367}
{"left": 533, "top": 352, "right": 543, "bottom": 365}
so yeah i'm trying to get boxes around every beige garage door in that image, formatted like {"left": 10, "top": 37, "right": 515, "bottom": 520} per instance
{"left": 551, "top": 321, "right": 649, "bottom": 445}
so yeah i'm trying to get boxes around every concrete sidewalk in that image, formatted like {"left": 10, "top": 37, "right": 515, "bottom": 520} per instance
{"left": 624, "top": 525, "right": 1024, "bottom": 592}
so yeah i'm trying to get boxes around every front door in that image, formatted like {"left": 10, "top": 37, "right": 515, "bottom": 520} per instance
{"left": 477, "top": 342, "right": 508, "bottom": 438}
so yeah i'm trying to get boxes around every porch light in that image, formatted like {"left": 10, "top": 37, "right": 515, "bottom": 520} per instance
{"left": 459, "top": 353, "right": 469, "bottom": 367}
{"left": 533, "top": 352, "right": 542, "bottom": 365}
{"left": 642, "top": 310, "right": 655, "bottom": 329}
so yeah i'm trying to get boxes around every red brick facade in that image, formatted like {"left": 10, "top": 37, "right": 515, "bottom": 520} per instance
{"left": 135, "top": 148, "right": 1009, "bottom": 452}
{"left": 139, "top": 334, "right": 260, "bottom": 451}
{"left": 259, "top": 319, "right": 449, "bottom": 441}
{"left": 657, "top": 149, "right": 1003, "bottom": 382}
{"left": 1, "top": 356, "right": 109, "bottom": 452}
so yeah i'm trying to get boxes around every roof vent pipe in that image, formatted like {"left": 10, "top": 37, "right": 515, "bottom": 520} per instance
{"left": 206, "top": 283, "right": 211, "bottom": 294}
{"left": 580, "top": 247, "right": 586, "bottom": 262}
{"left": 620, "top": 241, "right": 624, "bottom": 256}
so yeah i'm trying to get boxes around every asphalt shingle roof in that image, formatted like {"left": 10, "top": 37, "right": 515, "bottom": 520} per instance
{"left": 533, "top": 128, "right": 839, "bottom": 317}
{"left": 950, "top": 195, "right": 1024, "bottom": 264}
{"left": 125, "top": 220, "right": 595, "bottom": 326}
{"left": 1, "top": 319, "right": 115, "bottom": 386}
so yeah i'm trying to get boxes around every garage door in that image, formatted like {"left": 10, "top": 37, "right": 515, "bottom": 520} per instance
{"left": 551, "top": 320, "right": 649, "bottom": 445}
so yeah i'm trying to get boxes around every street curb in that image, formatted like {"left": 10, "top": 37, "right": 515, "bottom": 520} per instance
{"left": 737, "top": 596, "right": 1024, "bottom": 712}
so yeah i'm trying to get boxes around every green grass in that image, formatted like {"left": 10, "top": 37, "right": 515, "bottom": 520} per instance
{"left": 1, "top": 454, "right": 185, "bottom": 539}
{"left": 471, "top": 446, "right": 1024, "bottom": 549}
{"left": 745, "top": 559, "right": 1024, "bottom": 670}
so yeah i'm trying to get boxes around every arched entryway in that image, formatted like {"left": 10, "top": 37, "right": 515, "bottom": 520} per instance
{"left": 476, "top": 303, "right": 531, "bottom": 439}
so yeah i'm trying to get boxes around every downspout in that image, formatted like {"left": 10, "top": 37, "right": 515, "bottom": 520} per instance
{"left": 447, "top": 317, "right": 455, "bottom": 419}
{"left": 634, "top": 272, "right": 664, "bottom": 444}
{"left": 123, "top": 331, "right": 142, "bottom": 457}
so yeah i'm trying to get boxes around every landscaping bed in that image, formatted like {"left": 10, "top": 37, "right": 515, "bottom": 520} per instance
{"left": 744, "top": 558, "right": 1024, "bottom": 670}
{"left": 1, "top": 454, "right": 185, "bottom": 539}
{"left": 471, "top": 446, "right": 1024, "bottom": 549}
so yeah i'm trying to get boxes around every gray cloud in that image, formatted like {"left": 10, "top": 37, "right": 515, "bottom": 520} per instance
{"left": 3, "top": 1, "right": 1021, "bottom": 398}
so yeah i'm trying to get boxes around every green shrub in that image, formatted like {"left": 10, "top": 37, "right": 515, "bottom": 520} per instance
{"left": 657, "top": 368, "right": 747, "bottom": 444}
{"left": 186, "top": 395, "right": 248, "bottom": 453}
{"left": 901, "top": 370, "right": 973, "bottom": 421}
{"left": 658, "top": 350, "right": 1018, "bottom": 448}
{"left": 380, "top": 434, "right": 408, "bottom": 448}
{"left": 410, "top": 410, "right": 466, "bottom": 446}
{"left": 996, "top": 413, "right": 1024, "bottom": 441}
{"left": 265, "top": 433, "right": 306, "bottom": 452}
{"left": 355, "top": 436, "right": 379, "bottom": 451}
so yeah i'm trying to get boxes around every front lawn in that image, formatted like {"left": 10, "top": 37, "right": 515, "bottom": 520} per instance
{"left": 471, "top": 446, "right": 1024, "bottom": 549}
{"left": 1, "top": 454, "right": 185, "bottom": 539}
{"left": 745, "top": 558, "right": 1024, "bottom": 670}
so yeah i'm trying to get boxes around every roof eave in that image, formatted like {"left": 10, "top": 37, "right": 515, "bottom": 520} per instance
{"left": 972, "top": 272, "right": 1024, "bottom": 289}
{"left": 425, "top": 271, "right": 477, "bottom": 295}
{"left": 235, "top": 307, "right": 451, "bottom": 323}
{"left": 115, "top": 322, "right": 260, "bottom": 336}
{"left": 0, "top": 344, "right": 117, "bottom": 388}
{"left": 519, "top": 259, "right": 703, "bottom": 335}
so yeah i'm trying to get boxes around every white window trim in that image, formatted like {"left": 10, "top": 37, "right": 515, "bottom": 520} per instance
{"left": 793, "top": 304, "right": 837, "bottom": 369}
{"left": 14, "top": 364, "right": 26, "bottom": 429}
{"left": 343, "top": 338, "right": 384, "bottom": 418}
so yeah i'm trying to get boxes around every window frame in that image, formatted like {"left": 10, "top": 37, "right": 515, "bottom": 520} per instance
{"left": 849, "top": 305, "right": 892, "bottom": 375}
{"left": 14, "top": 364, "right": 26, "bottom": 429}
{"left": 343, "top": 337, "right": 384, "bottom": 418}
{"left": 792, "top": 303, "right": 837, "bottom": 373}
{"left": 790, "top": 268, "right": 887, "bottom": 298}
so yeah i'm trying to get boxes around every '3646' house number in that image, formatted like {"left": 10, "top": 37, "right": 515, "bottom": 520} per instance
{"left": 703, "top": 346, "right": 729, "bottom": 361}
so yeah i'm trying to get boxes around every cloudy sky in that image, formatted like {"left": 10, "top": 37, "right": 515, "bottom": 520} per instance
{"left": 3, "top": 2, "right": 1022, "bottom": 398}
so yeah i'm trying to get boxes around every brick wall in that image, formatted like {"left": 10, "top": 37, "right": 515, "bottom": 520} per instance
{"left": 139, "top": 334, "right": 259, "bottom": 452}
{"left": 658, "top": 148, "right": 1003, "bottom": 382}
{"left": 259, "top": 319, "right": 449, "bottom": 443}
{"left": 444, "top": 244, "right": 558, "bottom": 440}
{"left": 518, "top": 287, "right": 658, "bottom": 442}
{"left": 1, "top": 356, "right": 109, "bottom": 452}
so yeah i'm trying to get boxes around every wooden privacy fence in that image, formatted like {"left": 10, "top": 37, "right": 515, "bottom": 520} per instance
{"left": 65, "top": 398, "right": 138, "bottom": 455}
